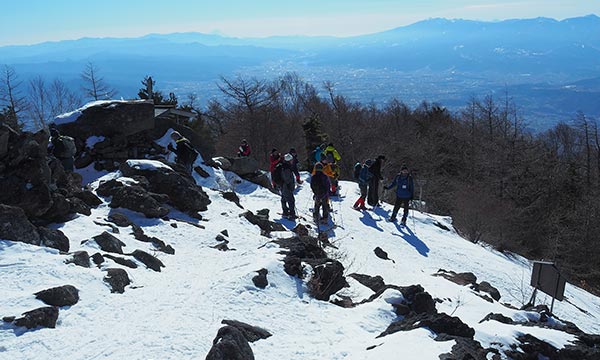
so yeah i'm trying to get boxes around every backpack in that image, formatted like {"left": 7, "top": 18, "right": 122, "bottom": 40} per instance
{"left": 353, "top": 162, "right": 362, "bottom": 180}
{"left": 272, "top": 162, "right": 284, "bottom": 186}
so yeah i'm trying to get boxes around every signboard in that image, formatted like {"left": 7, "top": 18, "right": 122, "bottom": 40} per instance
{"left": 530, "top": 261, "right": 566, "bottom": 301}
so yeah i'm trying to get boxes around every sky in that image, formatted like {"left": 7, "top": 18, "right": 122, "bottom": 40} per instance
{"left": 0, "top": 0, "right": 599, "bottom": 46}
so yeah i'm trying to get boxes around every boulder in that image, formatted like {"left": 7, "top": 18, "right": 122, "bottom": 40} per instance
{"left": 374, "top": 247, "right": 394, "bottom": 262}
{"left": 103, "top": 268, "right": 131, "bottom": 293}
{"left": 412, "top": 291, "right": 437, "bottom": 315}
{"left": 0, "top": 204, "right": 40, "bottom": 245}
{"left": 34, "top": 285, "right": 79, "bottom": 307}
{"left": 104, "top": 254, "right": 138, "bottom": 268}
{"left": 55, "top": 100, "right": 155, "bottom": 138}
{"left": 91, "top": 231, "right": 126, "bottom": 254}
{"left": 229, "top": 156, "right": 259, "bottom": 176}
{"left": 477, "top": 281, "right": 501, "bottom": 301}
{"left": 206, "top": 326, "right": 254, "bottom": 360}
{"left": 222, "top": 191, "right": 242, "bottom": 208}
{"left": 306, "top": 259, "right": 348, "bottom": 301}
{"left": 107, "top": 212, "right": 133, "bottom": 227}
{"left": 379, "top": 312, "right": 475, "bottom": 339}
{"left": 220, "top": 320, "right": 272, "bottom": 342}
{"left": 212, "top": 157, "right": 232, "bottom": 170}
{"left": 131, "top": 249, "right": 164, "bottom": 272}
{"left": 252, "top": 269, "right": 269, "bottom": 289}
{"left": 434, "top": 269, "right": 477, "bottom": 286}
{"left": 348, "top": 273, "right": 386, "bottom": 292}
{"left": 66, "top": 251, "right": 90, "bottom": 268}
{"left": 241, "top": 171, "right": 272, "bottom": 190}
{"left": 91, "top": 253, "right": 105, "bottom": 266}
{"left": 73, "top": 189, "right": 102, "bottom": 208}
{"left": 110, "top": 184, "right": 169, "bottom": 218}
{"left": 120, "top": 161, "right": 210, "bottom": 214}
{"left": 14, "top": 306, "right": 59, "bottom": 329}
{"left": 37, "top": 227, "right": 70, "bottom": 252}
{"left": 42, "top": 192, "right": 72, "bottom": 222}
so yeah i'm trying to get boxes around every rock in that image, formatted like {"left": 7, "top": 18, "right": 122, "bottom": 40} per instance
{"left": 221, "top": 320, "right": 272, "bottom": 342}
{"left": 439, "top": 337, "right": 498, "bottom": 359}
{"left": 374, "top": 247, "right": 394, "bottom": 262}
{"left": 104, "top": 254, "right": 138, "bottom": 268}
{"left": 73, "top": 189, "right": 102, "bottom": 208}
{"left": 241, "top": 171, "right": 272, "bottom": 190}
{"left": 306, "top": 259, "right": 348, "bottom": 301}
{"left": 119, "top": 161, "right": 211, "bottom": 214}
{"left": 479, "top": 313, "right": 514, "bottom": 325}
{"left": 42, "top": 192, "right": 73, "bottom": 222}
{"left": 38, "top": 227, "right": 70, "bottom": 252}
{"left": 96, "top": 179, "right": 124, "bottom": 197}
{"left": 130, "top": 224, "right": 175, "bottom": 254}
{"left": 193, "top": 165, "right": 210, "bottom": 178}
{"left": 34, "top": 285, "right": 79, "bottom": 307}
{"left": 110, "top": 184, "right": 169, "bottom": 218}
{"left": 477, "top": 281, "right": 501, "bottom": 301}
{"left": 222, "top": 191, "right": 242, "bottom": 208}
{"left": 91, "top": 253, "right": 105, "bottom": 266}
{"left": 103, "top": 268, "right": 131, "bottom": 293}
{"left": 212, "top": 157, "right": 232, "bottom": 170}
{"left": 348, "top": 273, "right": 386, "bottom": 292}
{"left": 206, "top": 326, "right": 255, "bottom": 360}
{"left": 66, "top": 251, "right": 90, "bottom": 268}
{"left": 412, "top": 291, "right": 437, "bottom": 315}
{"left": 283, "top": 256, "right": 304, "bottom": 278}
{"left": 106, "top": 212, "right": 133, "bottom": 227}
{"left": 0, "top": 204, "right": 40, "bottom": 245}
{"left": 74, "top": 152, "right": 94, "bottom": 169}
{"left": 131, "top": 249, "right": 164, "bottom": 272}
{"left": 379, "top": 312, "right": 475, "bottom": 339}
{"left": 229, "top": 156, "right": 259, "bottom": 176}
{"left": 91, "top": 231, "right": 126, "bottom": 254}
{"left": 68, "top": 196, "right": 92, "bottom": 216}
{"left": 14, "top": 306, "right": 59, "bottom": 329}
{"left": 215, "top": 234, "right": 227, "bottom": 242}
{"left": 242, "top": 210, "right": 285, "bottom": 234}
{"left": 55, "top": 100, "right": 155, "bottom": 138}
{"left": 292, "top": 224, "right": 309, "bottom": 237}
{"left": 252, "top": 269, "right": 269, "bottom": 289}
{"left": 220, "top": 230, "right": 229, "bottom": 237}
{"left": 434, "top": 269, "right": 477, "bottom": 286}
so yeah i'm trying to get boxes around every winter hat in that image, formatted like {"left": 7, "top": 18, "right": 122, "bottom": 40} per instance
{"left": 401, "top": 164, "right": 408, "bottom": 171}
{"left": 284, "top": 153, "right": 293, "bottom": 162}
{"left": 314, "top": 162, "right": 324, "bottom": 171}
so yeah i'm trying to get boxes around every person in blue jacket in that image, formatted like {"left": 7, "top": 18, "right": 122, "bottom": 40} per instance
{"left": 384, "top": 164, "right": 414, "bottom": 225}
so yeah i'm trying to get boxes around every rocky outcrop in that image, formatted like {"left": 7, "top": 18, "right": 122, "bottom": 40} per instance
{"left": 103, "top": 268, "right": 131, "bottom": 293}
{"left": 13, "top": 306, "right": 59, "bottom": 329}
{"left": 205, "top": 320, "right": 271, "bottom": 360}
{"left": 34, "top": 285, "right": 79, "bottom": 307}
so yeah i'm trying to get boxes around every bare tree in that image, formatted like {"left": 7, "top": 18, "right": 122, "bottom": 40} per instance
{"left": 81, "top": 61, "right": 116, "bottom": 100}
{"left": 0, "top": 65, "right": 28, "bottom": 130}
{"left": 28, "top": 75, "right": 49, "bottom": 129}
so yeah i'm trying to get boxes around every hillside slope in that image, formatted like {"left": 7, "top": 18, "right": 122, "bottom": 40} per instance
{"left": 1, "top": 148, "right": 599, "bottom": 359}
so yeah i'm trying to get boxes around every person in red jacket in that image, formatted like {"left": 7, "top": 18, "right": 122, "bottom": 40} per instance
{"left": 269, "top": 148, "right": 282, "bottom": 188}
{"left": 237, "top": 139, "right": 251, "bottom": 157}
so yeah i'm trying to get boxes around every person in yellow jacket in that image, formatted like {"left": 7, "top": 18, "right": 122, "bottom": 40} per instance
{"left": 322, "top": 143, "right": 341, "bottom": 164}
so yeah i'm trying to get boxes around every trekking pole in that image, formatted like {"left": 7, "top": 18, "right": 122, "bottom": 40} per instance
{"left": 411, "top": 201, "right": 417, "bottom": 234}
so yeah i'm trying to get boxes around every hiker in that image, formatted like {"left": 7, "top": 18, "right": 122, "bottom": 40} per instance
{"left": 311, "top": 144, "right": 325, "bottom": 167}
{"left": 167, "top": 131, "right": 197, "bottom": 174}
{"left": 279, "top": 153, "right": 297, "bottom": 219}
{"left": 311, "top": 162, "right": 331, "bottom": 224}
{"left": 269, "top": 148, "right": 282, "bottom": 188}
{"left": 367, "top": 155, "right": 386, "bottom": 207}
{"left": 353, "top": 159, "right": 373, "bottom": 210}
{"left": 313, "top": 157, "right": 339, "bottom": 195}
{"left": 237, "top": 139, "right": 251, "bottom": 157}
{"left": 322, "top": 143, "right": 341, "bottom": 164}
{"left": 384, "top": 164, "right": 414, "bottom": 225}
{"left": 289, "top": 147, "right": 303, "bottom": 184}
{"left": 49, "top": 127, "right": 76, "bottom": 172}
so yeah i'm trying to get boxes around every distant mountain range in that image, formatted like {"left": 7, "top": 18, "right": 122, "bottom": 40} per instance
{"left": 2, "top": 15, "right": 599, "bottom": 130}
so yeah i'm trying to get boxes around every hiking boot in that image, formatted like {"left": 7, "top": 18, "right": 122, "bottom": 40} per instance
{"left": 359, "top": 205, "right": 367, "bottom": 211}
{"left": 401, "top": 218, "right": 407, "bottom": 226}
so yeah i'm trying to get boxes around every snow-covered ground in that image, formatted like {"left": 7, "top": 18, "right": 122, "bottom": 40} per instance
{"left": 1, "top": 156, "right": 599, "bottom": 359}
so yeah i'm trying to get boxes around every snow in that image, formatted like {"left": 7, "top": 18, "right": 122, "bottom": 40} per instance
{"left": 86, "top": 135, "right": 105, "bottom": 148}
{"left": 1, "top": 164, "right": 599, "bottom": 359}
{"left": 125, "top": 159, "right": 173, "bottom": 171}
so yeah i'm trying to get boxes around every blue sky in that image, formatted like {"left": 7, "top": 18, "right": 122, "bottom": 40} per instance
{"left": 1, "top": 0, "right": 598, "bottom": 46}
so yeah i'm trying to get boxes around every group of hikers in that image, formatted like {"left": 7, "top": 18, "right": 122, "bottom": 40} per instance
{"left": 266, "top": 141, "right": 415, "bottom": 226}
{"left": 166, "top": 133, "right": 415, "bottom": 226}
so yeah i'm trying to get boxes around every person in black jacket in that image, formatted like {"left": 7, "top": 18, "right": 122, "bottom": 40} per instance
{"left": 367, "top": 155, "right": 386, "bottom": 206}
{"left": 310, "top": 162, "right": 331, "bottom": 224}
{"left": 280, "top": 153, "right": 297, "bottom": 219}
{"left": 167, "top": 131, "right": 197, "bottom": 174}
